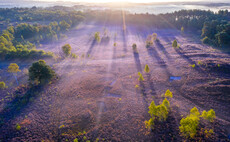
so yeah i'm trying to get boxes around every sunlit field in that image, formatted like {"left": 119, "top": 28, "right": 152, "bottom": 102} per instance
{"left": 0, "top": 0, "right": 230, "bottom": 141}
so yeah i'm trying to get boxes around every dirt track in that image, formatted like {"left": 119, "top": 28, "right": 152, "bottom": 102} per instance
{"left": 0, "top": 22, "right": 230, "bottom": 141}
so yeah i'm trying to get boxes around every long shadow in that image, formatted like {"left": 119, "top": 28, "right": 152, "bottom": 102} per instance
{"left": 147, "top": 46, "right": 171, "bottom": 77}
{"left": 146, "top": 74, "right": 156, "bottom": 96}
{"left": 86, "top": 39, "right": 97, "bottom": 56}
{"left": 154, "top": 40, "right": 172, "bottom": 60}
{"left": 133, "top": 52, "right": 142, "bottom": 72}
{"left": 122, "top": 30, "right": 127, "bottom": 53}
{"left": 174, "top": 48, "right": 205, "bottom": 74}
{"left": 100, "top": 36, "right": 110, "bottom": 46}
{"left": 0, "top": 86, "right": 43, "bottom": 140}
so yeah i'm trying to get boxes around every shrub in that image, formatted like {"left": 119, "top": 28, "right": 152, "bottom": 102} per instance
{"left": 190, "top": 64, "right": 196, "bottom": 68}
{"left": 114, "top": 42, "right": 117, "bottom": 47}
{"left": 181, "top": 27, "right": 184, "bottom": 33}
{"left": 179, "top": 114, "right": 199, "bottom": 138}
{"left": 152, "top": 33, "right": 157, "bottom": 41}
{"left": 16, "top": 123, "right": 21, "bottom": 130}
{"left": 146, "top": 35, "right": 153, "bottom": 48}
{"left": 94, "top": 32, "right": 101, "bottom": 43}
{"left": 8, "top": 63, "right": 21, "bottom": 73}
{"left": 202, "top": 36, "right": 213, "bottom": 45}
{"left": 172, "top": 40, "right": 178, "bottom": 48}
{"left": 201, "top": 109, "right": 216, "bottom": 122}
{"left": 144, "top": 64, "right": 150, "bottom": 73}
{"left": 62, "top": 44, "right": 72, "bottom": 56}
{"left": 138, "top": 72, "right": 144, "bottom": 81}
{"left": 145, "top": 98, "right": 171, "bottom": 130}
{"left": 73, "top": 138, "right": 78, "bottom": 142}
{"left": 71, "top": 53, "right": 77, "bottom": 59}
{"left": 132, "top": 43, "right": 137, "bottom": 52}
{"left": 164, "top": 89, "right": 173, "bottom": 98}
{"left": 29, "top": 60, "right": 56, "bottom": 85}
{"left": 0, "top": 81, "right": 6, "bottom": 89}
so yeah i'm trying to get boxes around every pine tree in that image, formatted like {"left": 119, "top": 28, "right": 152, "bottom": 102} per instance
{"left": 144, "top": 64, "right": 150, "bottom": 73}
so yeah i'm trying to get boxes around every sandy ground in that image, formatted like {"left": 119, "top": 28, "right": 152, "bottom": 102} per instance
{"left": 0, "top": 22, "right": 230, "bottom": 141}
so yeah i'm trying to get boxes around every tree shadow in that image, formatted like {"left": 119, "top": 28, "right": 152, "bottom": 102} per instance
{"left": 0, "top": 86, "right": 43, "bottom": 140}
{"left": 154, "top": 40, "right": 172, "bottom": 60}
{"left": 133, "top": 52, "right": 142, "bottom": 72}
{"left": 86, "top": 39, "right": 97, "bottom": 56}
{"left": 146, "top": 74, "right": 156, "bottom": 96}
{"left": 174, "top": 48, "right": 205, "bottom": 74}
{"left": 122, "top": 30, "right": 127, "bottom": 53}
{"left": 147, "top": 46, "right": 171, "bottom": 77}
{"left": 100, "top": 36, "right": 110, "bottom": 46}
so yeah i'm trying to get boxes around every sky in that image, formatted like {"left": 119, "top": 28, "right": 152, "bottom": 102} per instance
{"left": 36, "top": 0, "right": 219, "bottom": 3}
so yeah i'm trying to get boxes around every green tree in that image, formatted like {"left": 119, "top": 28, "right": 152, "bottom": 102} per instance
{"left": 164, "top": 89, "right": 173, "bottom": 98}
{"left": 138, "top": 72, "right": 144, "bottom": 81}
{"left": 62, "top": 44, "right": 72, "bottom": 57}
{"left": 8, "top": 63, "right": 21, "bottom": 85}
{"left": 59, "top": 20, "right": 70, "bottom": 31}
{"left": 94, "top": 32, "right": 101, "bottom": 43}
{"left": 201, "top": 109, "right": 216, "bottom": 122}
{"left": 29, "top": 60, "right": 56, "bottom": 85}
{"left": 172, "top": 40, "right": 178, "bottom": 48}
{"left": 144, "top": 64, "right": 150, "bottom": 73}
{"left": 0, "top": 81, "right": 6, "bottom": 89}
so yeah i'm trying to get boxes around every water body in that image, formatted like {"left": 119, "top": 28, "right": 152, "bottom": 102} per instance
{"left": 1, "top": 1, "right": 230, "bottom": 14}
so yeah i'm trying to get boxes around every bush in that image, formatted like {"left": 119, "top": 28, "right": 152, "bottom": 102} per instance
{"left": 146, "top": 35, "right": 153, "bottom": 48}
{"left": 0, "top": 81, "right": 6, "bottom": 89}
{"left": 202, "top": 36, "right": 213, "bottom": 45}
{"left": 62, "top": 44, "right": 72, "bottom": 57}
{"left": 201, "top": 109, "right": 216, "bottom": 122}
{"left": 132, "top": 43, "right": 137, "bottom": 53}
{"left": 29, "top": 60, "right": 56, "bottom": 85}
{"left": 164, "top": 89, "right": 173, "bottom": 98}
{"left": 179, "top": 114, "right": 199, "bottom": 138}
{"left": 138, "top": 72, "right": 144, "bottom": 81}
{"left": 172, "top": 40, "right": 178, "bottom": 48}
{"left": 94, "top": 32, "right": 101, "bottom": 43}
{"left": 152, "top": 33, "right": 157, "bottom": 41}
{"left": 144, "top": 64, "right": 150, "bottom": 73}
{"left": 145, "top": 98, "right": 171, "bottom": 130}
{"left": 71, "top": 53, "right": 77, "bottom": 59}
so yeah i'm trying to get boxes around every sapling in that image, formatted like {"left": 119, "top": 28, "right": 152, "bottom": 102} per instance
{"left": 144, "top": 64, "right": 150, "bottom": 73}
{"left": 201, "top": 109, "right": 216, "bottom": 122}
{"left": 0, "top": 81, "right": 6, "bottom": 89}
{"left": 164, "top": 89, "right": 173, "bottom": 98}
{"left": 138, "top": 72, "right": 144, "bottom": 81}
{"left": 94, "top": 32, "right": 101, "bottom": 43}
{"left": 172, "top": 40, "right": 178, "bottom": 48}
{"left": 8, "top": 63, "right": 21, "bottom": 85}
{"left": 62, "top": 44, "right": 72, "bottom": 57}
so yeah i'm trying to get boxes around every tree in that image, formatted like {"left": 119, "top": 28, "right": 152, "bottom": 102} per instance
{"left": 62, "top": 44, "right": 72, "bottom": 57}
{"left": 164, "top": 89, "right": 173, "bottom": 98}
{"left": 8, "top": 63, "right": 21, "bottom": 85}
{"left": 132, "top": 43, "right": 137, "bottom": 53}
{"left": 94, "top": 32, "right": 101, "bottom": 43}
{"left": 29, "top": 60, "right": 56, "bottom": 85}
{"left": 201, "top": 109, "right": 216, "bottom": 122}
{"left": 144, "top": 64, "right": 150, "bottom": 73}
{"left": 152, "top": 33, "right": 157, "bottom": 41}
{"left": 172, "top": 40, "right": 178, "bottom": 48}
{"left": 138, "top": 72, "right": 144, "bottom": 81}
{"left": 0, "top": 81, "right": 6, "bottom": 89}
{"left": 59, "top": 20, "right": 70, "bottom": 31}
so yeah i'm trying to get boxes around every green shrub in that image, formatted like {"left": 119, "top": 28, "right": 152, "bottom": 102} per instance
{"left": 16, "top": 123, "right": 21, "bottom": 130}
{"left": 71, "top": 53, "right": 77, "bottom": 59}
{"left": 181, "top": 27, "right": 184, "bottom": 33}
{"left": 145, "top": 98, "right": 171, "bottom": 130}
{"left": 164, "top": 89, "right": 173, "bottom": 98}
{"left": 0, "top": 81, "right": 6, "bottom": 89}
{"left": 114, "top": 42, "right": 117, "bottom": 47}
{"left": 144, "top": 64, "right": 150, "bottom": 73}
{"left": 132, "top": 43, "right": 137, "bottom": 52}
{"left": 202, "top": 36, "right": 213, "bottom": 45}
{"left": 29, "top": 60, "right": 56, "bottom": 85}
{"left": 94, "top": 32, "right": 101, "bottom": 43}
{"left": 138, "top": 72, "right": 144, "bottom": 81}
{"left": 152, "top": 33, "right": 157, "bottom": 41}
{"left": 62, "top": 44, "right": 72, "bottom": 56}
{"left": 172, "top": 40, "right": 178, "bottom": 48}
{"left": 73, "top": 138, "right": 78, "bottom": 142}
{"left": 179, "top": 114, "right": 199, "bottom": 138}
{"left": 201, "top": 109, "right": 216, "bottom": 122}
